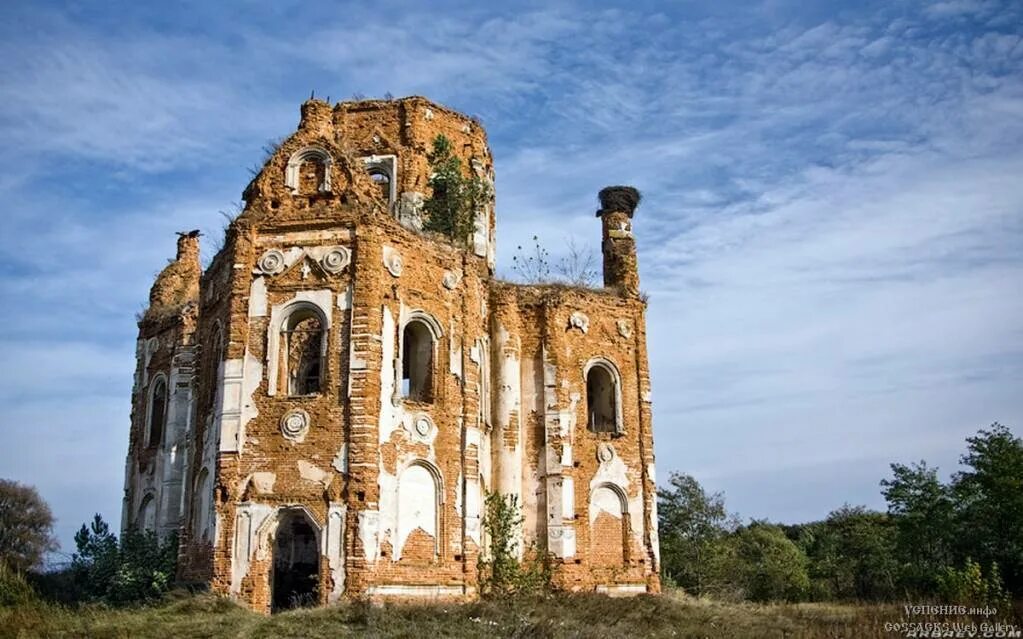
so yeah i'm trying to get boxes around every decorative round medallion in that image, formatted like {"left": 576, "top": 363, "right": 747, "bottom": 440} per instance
{"left": 386, "top": 251, "right": 403, "bottom": 277}
{"left": 616, "top": 319, "right": 633, "bottom": 339}
{"left": 597, "top": 443, "right": 615, "bottom": 464}
{"left": 568, "top": 311, "right": 590, "bottom": 334}
{"left": 321, "top": 247, "right": 350, "bottom": 274}
{"left": 258, "top": 249, "right": 286, "bottom": 275}
{"left": 280, "top": 408, "right": 310, "bottom": 442}
{"left": 442, "top": 271, "right": 459, "bottom": 290}
{"left": 413, "top": 415, "right": 433, "bottom": 438}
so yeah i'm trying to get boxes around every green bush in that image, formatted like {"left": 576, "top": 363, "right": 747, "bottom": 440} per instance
{"left": 936, "top": 559, "right": 1011, "bottom": 610}
{"left": 71, "top": 514, "right": 178, "bottom": 605}
{"left": 0, "top": 562, "right": 36, "bottom": 607}
{"left": 478, "top": 492, "right": 551, "bottom": 596}
{"left": 728, "top": 523, "right": 810, "bottom": 602}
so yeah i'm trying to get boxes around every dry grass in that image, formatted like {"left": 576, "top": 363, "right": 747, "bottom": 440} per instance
{"left": 2, "top": 590, "right": 1020, "bottom": 639}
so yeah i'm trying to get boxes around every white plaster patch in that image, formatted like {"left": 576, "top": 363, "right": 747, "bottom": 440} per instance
{"left": 378, "top": 305, "right": 398, "bottom": 444}
{"left": 366, "top": 584, "right": 464, "bottom": 598}
{"left": 394, "top": 463, "right": 438, "bottom": 561}
{"left": 589, "top": 485, "right": 625, "bottom": 523}
{"left": 250, "top": 472, "right": 276, "bottom": 495}
{"left": 493, "top": 322, "right": 522, "bottom": 497}
{"left": 359, "top": 510, "right": 381, "bottom": 562}
{"left": 591, "top": 452, "right": 630, "bottom": 493}
{"left": 218, "top": 353, "right": 262, "bottom": 453}
{"left": 230, "top": 503, "right": 273, "bottom": 595}
{"left": 561, "top": 476, "right": 575, "bottom": 520}
{"left": 326, "top": 503, "right": 346, "bottom": 601}
{"left": 297, "top": 460, "right": 332, "bottom": 487}
{"left": 449, "top": 333, "right": 463, "bottom": 379}
{"left": 596, "top": 584, "right": 647, "bottom": 596}
{"left": 332, "top": 444, "right": 348, "bottom": 473}
{"left": 337, "top": 285, "right": 353, "bottom": 311}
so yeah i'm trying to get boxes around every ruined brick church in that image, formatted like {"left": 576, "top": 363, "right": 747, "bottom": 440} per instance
{"left": 122, "top": 96, "right": 660, "bottom": 612}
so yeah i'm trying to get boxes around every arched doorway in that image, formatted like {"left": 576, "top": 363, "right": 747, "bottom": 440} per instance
{"left": 271, "top": 509, "right": 320, "bottom": 612}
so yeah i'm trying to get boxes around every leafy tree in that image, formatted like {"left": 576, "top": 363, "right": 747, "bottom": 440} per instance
{"left": 657, "top": 472, "right": 738, "bottom": 596}
{"left": 71, "top": 514, "right": 178, "bottom": 604}
{"left": 880, "top": 460, "right": 956, "bottom": 593}
{"left": 0, "top": 479, "right": 57, "bottom": 574}
{"left": 881, "top": 423, "right": 1022, "bottom": 598}
{"left": 422, "top": 134, "right": 489, "bottom": 245}
{"left": 791, "top": 506, "right": 899, "bottom": 601}
{"left": 727, "top": 523, "right": 810, "bottom": 602}
{"left": 951, "top": 424, "right": 1023, "bottom": 593}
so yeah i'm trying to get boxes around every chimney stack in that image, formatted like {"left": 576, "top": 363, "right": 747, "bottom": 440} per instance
{"left": 596, "top": 186, "right": 641, "bottom": 296}
{"left": 176, "top": 229, "right": 201, "bottom": 263}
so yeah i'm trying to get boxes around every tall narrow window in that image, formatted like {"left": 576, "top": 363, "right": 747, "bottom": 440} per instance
{"left": 586, "top": 363, "right": 618, "bottom": 433}
{"left": 148, "top": 377, "right": 167, "bottom": 447}
{"left": 138, "top": 494, "right": 156, "bottom": 531}
{"left": 402, "top": 320, "right": 434, "bottom": 402}
{"left": 368, "top": 168, "right": 391, "bottom": 201}
{"left": 193, "top": 469, "right": 211, "bottom": 542}
{"left": 361, "top": 155, "right": 397, "bottom": 206}
{"left": 283, "top": 310, "right": 325, "bottom": 396}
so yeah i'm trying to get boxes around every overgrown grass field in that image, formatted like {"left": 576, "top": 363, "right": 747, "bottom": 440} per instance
{"left": 3, "top": 591, "right": 1021, "bottom": 639}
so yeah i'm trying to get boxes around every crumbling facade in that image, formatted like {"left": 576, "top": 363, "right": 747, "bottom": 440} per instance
{"left": 122, "top": 96, "right": 660, "bottom": 612}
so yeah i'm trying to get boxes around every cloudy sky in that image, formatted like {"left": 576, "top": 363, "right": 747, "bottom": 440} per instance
{"left": 0, "top": 0, "right": 1020, "bottom": 558}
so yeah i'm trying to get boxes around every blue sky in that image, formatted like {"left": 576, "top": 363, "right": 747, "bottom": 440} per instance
{"left": 0, "top": 0, "right": 1020, "bottom": 559}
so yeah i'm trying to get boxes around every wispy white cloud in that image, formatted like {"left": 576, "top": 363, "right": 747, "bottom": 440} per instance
{"left": 0, "top": 0, "right": 1020, "bottom": 551}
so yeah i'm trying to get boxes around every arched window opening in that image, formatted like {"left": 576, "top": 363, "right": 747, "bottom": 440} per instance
{"left": 589, "top": 484, "right": 628, "bottom": 567}
{"left": 202, "top": 327, "right": 223, "bottom": 415}
{"left": 586, "top": 364, "right": 618, "bottom": 433}
{"left": 193, "top": 469, "right": 211, "bottom": 542}
{"left": 148, "top": 377, "right": 168, "bottom": 447}
{"left": 138, "top": 494, "right": 156, "bottom": 532}
{"left": 361, "top": 155, "right": 397, "bottom": 206}
{"left": 395, "top": 462, "right": 441, "bottom": 562}
{"left": 368, "top": 168, "right": 391, "bottom": 201}
{"left": 282, "top": 309, "right": 324, "bottom": 396}
{"left": 299, "top": 158, "right": 327, "bottom": 195}
{"left": 285, "top": 147, "right": 333, "bottom": 195}
{"left": 402, "top": 320, "right": 434, "bottom": 402}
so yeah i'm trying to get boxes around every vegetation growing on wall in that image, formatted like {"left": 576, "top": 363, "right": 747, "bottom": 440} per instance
{"left": 423, "top": 134, "right": 489, "bottom": 245}
{"left": 478, "top": 492, "right": 551, "bottom": 596}
{"left": 510, "top": 235, "right": 599, "bottom": 288}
